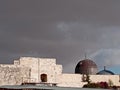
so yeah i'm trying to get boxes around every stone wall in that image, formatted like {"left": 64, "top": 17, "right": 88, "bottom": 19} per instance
{"left": 19, "top": 57, "right": 39, "bottom": 82}
{"left": 90, "top": 75, "right": 120, "bottom": 86}
{"left": 0, "top": 57, "right": 120, "bottom": 88}
{"left": 57, "top": 74, "right": 120, "bottom": 88}
{"left": 19, "top": 57, "right": 62, "bottom": 83}
{"left": 57, "top": 74, "right": 87, "bottom": 87}
{"left": 0, "top": 65, "right": 30, "bottom": 86}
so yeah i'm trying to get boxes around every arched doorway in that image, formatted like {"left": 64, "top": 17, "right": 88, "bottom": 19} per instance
{"left": 40, "top": 74, "right": 47, "bottom": 82}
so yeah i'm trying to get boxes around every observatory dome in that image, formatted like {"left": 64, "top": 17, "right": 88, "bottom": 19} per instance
{"left": 97, "top": 66, "right": 114, "bottom": 75}
{"left": 75, "top": 59, "right": 98, "bottom": 75}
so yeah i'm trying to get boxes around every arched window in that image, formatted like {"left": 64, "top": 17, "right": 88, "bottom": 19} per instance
{"left": 41, "top": 74, "right": 47, "bottom": 82}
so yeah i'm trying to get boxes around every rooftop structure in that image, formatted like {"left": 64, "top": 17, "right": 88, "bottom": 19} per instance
{"left": 75, "top": 59, "right": 98, "bottom": 74}
{"left": 97, "top": 66, "right": 114, "bottom": 75}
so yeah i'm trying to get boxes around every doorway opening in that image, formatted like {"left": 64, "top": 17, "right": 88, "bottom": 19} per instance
{"left": 40, "top": 74, "right": 47, "bottom": 82}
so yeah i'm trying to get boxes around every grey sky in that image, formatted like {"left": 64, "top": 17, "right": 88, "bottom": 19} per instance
{"left": 1, "top": 0, "right": 120, "bottom": 73}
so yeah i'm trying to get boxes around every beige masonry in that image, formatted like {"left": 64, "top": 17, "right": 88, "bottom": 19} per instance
{"left": 0, "top": 57, "right": 120, "bottom": 87}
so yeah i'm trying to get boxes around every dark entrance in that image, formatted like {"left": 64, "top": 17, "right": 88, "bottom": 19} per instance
{"left": 41, "top": 74, "right": 47, "bottom": 82}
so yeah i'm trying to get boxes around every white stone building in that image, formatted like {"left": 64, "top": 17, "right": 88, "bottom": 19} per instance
{"left": 0, "top": 57, "right": 120, "bottom": 88}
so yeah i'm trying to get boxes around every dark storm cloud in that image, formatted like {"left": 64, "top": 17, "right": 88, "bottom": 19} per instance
{"left": 0, "top": 0, "right": 120, "bottom": 73}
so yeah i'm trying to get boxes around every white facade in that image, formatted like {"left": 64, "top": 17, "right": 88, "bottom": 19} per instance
{"left": 0, "top": 57, "right": 120, "bottom": 88}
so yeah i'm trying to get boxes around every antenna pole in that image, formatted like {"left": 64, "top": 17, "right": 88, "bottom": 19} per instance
{"left": 85, "top": 52, "right": 87, "bottom": 59}
{"left": 104, "top": 66, "right": 106, "bottom": 70}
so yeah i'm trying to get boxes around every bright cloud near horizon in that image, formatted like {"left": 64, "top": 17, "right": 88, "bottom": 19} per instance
{"left": 0, "top": 0, "right": 120, "bottom": 74}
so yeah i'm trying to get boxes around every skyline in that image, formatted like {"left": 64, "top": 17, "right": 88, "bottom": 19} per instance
{"left": 0, "top": 0, "right": 120, "bottom": 73}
